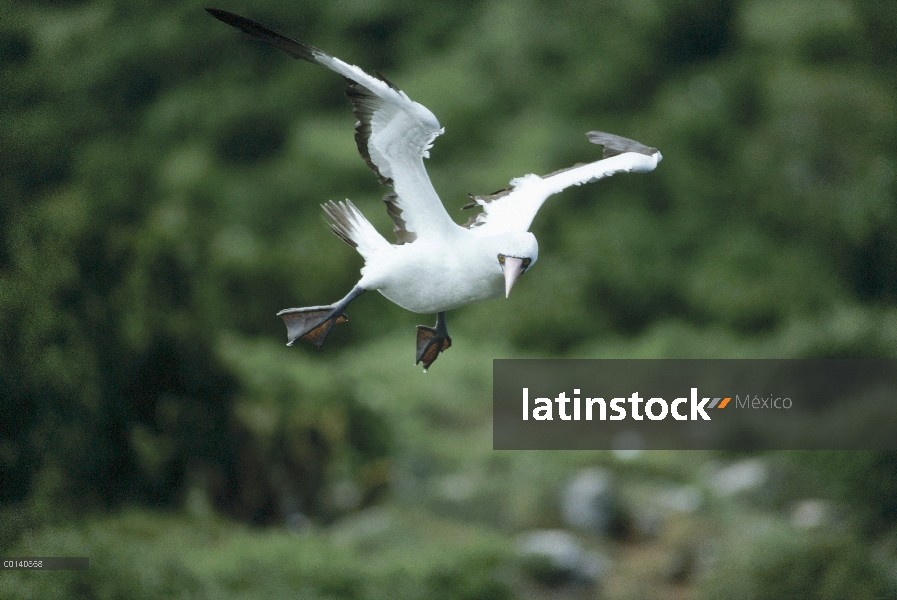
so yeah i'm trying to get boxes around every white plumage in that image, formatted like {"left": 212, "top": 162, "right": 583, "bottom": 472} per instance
{"left": 208, "top": 8, "right": 662, "bottom": 371}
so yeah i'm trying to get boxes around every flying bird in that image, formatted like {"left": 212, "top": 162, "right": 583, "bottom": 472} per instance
{"left": 207, "top": 8, "right": 662, "bottom": 371}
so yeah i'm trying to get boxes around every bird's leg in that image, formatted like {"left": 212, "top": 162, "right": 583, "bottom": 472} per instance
{"left": 277, "top": 286, "right": 366, "bottom": 348}
{"left": 416, "top": 311, "right": 452, "bottom": 372}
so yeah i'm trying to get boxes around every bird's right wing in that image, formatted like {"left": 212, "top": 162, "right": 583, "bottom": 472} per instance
{"left": 207, "top": 8, "right": 459, "bottom": 242}
{"left": 462, "top": 132, "right": 661, "bottom": 236}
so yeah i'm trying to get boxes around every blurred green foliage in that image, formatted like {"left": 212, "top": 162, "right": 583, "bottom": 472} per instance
{"left": 696, "top": 526, "right": 895, "bottom": 600}
{"left": 2, "top": 0, "right": 897, "bottom": 597}
{"left": 0, "top": 508, "right": 513, "bottom": 599}
{"left": 791, "top": 450, "right": 897, "bottom": 534}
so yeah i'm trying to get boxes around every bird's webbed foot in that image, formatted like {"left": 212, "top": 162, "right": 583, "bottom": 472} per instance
{"left": 277, "top": 286, "right": 364, "bottom": 348}
{"left": 416, "top": 312, "right": 452, "bottom": 372}
{"left": 278, "top": 307, "right": 348, "bottom": 347}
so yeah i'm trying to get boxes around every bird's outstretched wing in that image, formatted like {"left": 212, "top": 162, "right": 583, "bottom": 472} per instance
{"left": 207, "top": 8, "right": 458, "bottom": 242}
{"left": 462, "top": 132, "right": 661, "bottom": 236}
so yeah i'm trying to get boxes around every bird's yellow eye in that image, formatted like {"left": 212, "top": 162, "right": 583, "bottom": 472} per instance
{"left": 522, "top": 258, "right": 531, "bottom": 268}
{"left": 498, "top": 254, "right": 505, "bottom": 264}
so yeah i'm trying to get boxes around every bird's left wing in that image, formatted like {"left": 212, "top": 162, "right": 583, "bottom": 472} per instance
{"left": 462, "top": 132, "right": 661, "bottom": 236}
{"left": 207, "top": 8, "right": 458, "bottom": 241}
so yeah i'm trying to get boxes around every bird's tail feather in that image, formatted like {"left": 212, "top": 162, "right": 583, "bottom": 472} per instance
{"left": 323, "top": 200, "right": 389, "bottom": 258}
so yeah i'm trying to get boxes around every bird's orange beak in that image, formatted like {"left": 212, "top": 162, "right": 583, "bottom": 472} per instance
{"left": 502, "top": 257, "right": 526, "bottom": 298}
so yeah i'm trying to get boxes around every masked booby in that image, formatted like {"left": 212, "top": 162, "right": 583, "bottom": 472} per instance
{"left": 207, "top": 8, "right": 662, "bottom": 371}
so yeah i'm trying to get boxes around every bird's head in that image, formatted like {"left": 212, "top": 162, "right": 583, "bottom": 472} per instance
{"left": 494, "top": 232, "right": 538, "bottom": 298}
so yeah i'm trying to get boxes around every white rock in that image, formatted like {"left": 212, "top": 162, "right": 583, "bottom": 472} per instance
{"left": 707, "top": 459, "right": 768, "bottom": 498}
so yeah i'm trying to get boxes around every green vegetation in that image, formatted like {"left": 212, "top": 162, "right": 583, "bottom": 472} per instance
{"left": 0, "top": 508, "right": 513, "bottom": 600}
{"left": 2, "top": 0, "right": 896, "bottom": 597}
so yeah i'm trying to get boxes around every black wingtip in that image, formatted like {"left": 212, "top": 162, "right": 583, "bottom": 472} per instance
{"left": 206, "top": 7, "right": 235, "bottom": 23}
{"left": 586, "top": 131, "right": 658, "bottom": 158}
{"left": 205, "top": 7, "right": 319, "bottom": 62}
{"left": 205, "top": 8, "right": 263, "bottom": 35}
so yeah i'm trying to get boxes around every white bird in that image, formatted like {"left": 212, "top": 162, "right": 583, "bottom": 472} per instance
{"left": 207, "top": 8, "right": 662, "bottom": 371}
